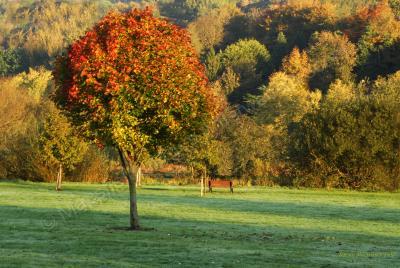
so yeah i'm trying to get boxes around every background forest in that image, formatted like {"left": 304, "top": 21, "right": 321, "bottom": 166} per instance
{"left": 1, "top": 0, "right": 400, "bottom": 191}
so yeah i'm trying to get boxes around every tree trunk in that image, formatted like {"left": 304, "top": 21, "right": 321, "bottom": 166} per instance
{"left": 56, "top": 163, "right": 62, "bottom": 191}
{"left": 139, "top": 167, "right": 142, "bottom": 186}
{"left": 136, "top": 167, "right": 142, "bottom": 187}
{"left": 393, "top": 164, "right": 400, "bottom": 192}
{"left": 201, "top": 176, "right": 204, "bottom": 197}
{"left": 201, "top": 167, "right": 207, "bottom": 197}
{"left": 118, "top": 148, "right": 140, "bottom": 230}
{"left": 204, "top": 168, "right": 207, "bottom": 195}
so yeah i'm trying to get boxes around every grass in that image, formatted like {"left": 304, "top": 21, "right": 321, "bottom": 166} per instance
{"left": 0, "top": 180, "right": 399, "bottom": 267}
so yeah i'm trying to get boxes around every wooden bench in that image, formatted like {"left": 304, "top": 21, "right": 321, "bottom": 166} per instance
{"left": 208, "top": 180, "right": 233, "bottom": 193}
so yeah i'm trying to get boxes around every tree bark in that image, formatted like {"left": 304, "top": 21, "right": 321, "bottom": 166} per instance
{"left": 136, "top": 167, "right": 142, "bottom": 187}
{"left": 201, "top": 167, "right": 207, "bottom": 196}
{"left": 201, "top": 176, "right": 204, "bottom": 197}
{"left": 56, "top": 163, "right": 62, "bottom": 191}
{"left": 204, "top": 168, "right": 207, "bottom": 195}
{"left": 118, "top": 148, "right": 140, "bottom": 230}
{"left": 55, "top": 166, "right": 59, "bottom": 191}
{"left": 139, "top": 167, "right": 142, "bottom": 186}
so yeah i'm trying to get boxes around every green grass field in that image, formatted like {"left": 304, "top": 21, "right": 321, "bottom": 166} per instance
{"left": 0, "top": 181, "right": 399, "bottom": 267}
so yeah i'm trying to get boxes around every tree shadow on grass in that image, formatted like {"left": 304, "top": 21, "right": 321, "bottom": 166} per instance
{"left": 3, "top": 180, "right": 398, "bottom": 226}
{"left": 38, "top": 184, "right": 399, "bottom": 225}
{"left": 134, "top": 192, "right": 400, "bottom": 225}
{"left": 0, "top": 204, "right": 398, "bottom": 267}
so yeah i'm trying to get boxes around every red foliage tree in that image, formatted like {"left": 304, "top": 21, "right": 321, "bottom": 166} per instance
{"left": 53, "top": 8, "right": 218, "bottom": 229}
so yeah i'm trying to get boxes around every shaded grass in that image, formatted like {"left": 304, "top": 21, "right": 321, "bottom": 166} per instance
{"left": 0, "top": 180, "right": 399, "bottom": 267}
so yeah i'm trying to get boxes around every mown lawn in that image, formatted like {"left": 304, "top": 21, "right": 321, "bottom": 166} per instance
{"left": 0, "top": 181, "right": 399, "bottom": 267}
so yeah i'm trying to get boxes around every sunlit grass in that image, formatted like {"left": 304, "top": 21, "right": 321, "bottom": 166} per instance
{"left": 0, "top": 181, "right": 399, "bottom": 267}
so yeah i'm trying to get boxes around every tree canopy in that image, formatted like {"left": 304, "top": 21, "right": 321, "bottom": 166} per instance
{"left": 54, "top": 8, "right": 217, "bottom": 159}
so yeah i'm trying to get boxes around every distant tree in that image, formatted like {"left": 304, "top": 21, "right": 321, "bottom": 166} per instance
{"left": 356, "top": 0, "right": 400, "bottom": 79}
{"left": 219, "top": 67, "right": 240, "bottom": 96}
{"left": 276, "top": 32, "right": 288, "bottom": 45}
{"left": 53, "top": 8, "right": 217, "bottom": 229}
{"left": 40, "top": 104, "right": 87, "bottom": 191}
{"left": 255, "top": 72, "right": 320, "bottom": 126}
{"left": 13, "top": 67, "right": 52, "bottom": 102}
{"left": 168, "top": 105, "right": 271, "bottom": 184}
{"left": 0, "top": 48, "right": 23, "bottom": 76}
{"left": 218, "top": 39, "right": 271, "bottom": 101}
{"left": 281, "top": 47, "right": 311, "bottom": 83}
{"left": 216, "top": 108, "right": 269, "bottom": 181}
{"left": 0, "top": 78, "right": 31, "bottom": 143}
{"left": 389, "top": 0, "right": 400, "bottom": 17}
{"left": 270, "top": 31, "right": 290, "bottom": 67}
{"left": 205, "top": 48, "right": 222, "bottom": 81}
{"left": 188, "top": 5, "right": 239, "bottom": 53}
{"left": 221, "top": 39, "right": 270, "bottom": 81}
{"left": 165, "top": 131, "right": 216, "bottom": 196}
{"left": 308, "top": 31, "right": 357, "bottom": 92}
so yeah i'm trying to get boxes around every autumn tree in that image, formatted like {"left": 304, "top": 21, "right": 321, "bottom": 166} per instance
{"left": 356, "top": 0, "right": 400, "bottom": 79}
{"left": 40, "top": 104, "right": 87, "bottom": 191}
{"left": 390, "top": 0, "right": 400, "bottom": 17}
{"left": 215, "top": 108, "right": 269, "bottom": 182}
{"left": 188, "top": 5, "right": 239, "bottom": 53}
{"left": 270, "top": 31, "right": 290, "bottom": 67}
{"left": 165, "top": 131, "right": 220, "bottom": 196}
{"left": 217, "top": 39, "right": 270, "bottom": 102}
{"left": 53, "top": 8, "right": 217, "bottom": 229}
{"left": 308, "top": 31, "right": 357, "bottom": 92}
{"left": 205, "top": 48, "right": 221, "bottom": 81}
{"left": 281, "top": 47, "right": 311, "bottom": 83}
{"left": 0, "top": 48, "right": 23, "bottom": 76}
{"left": 219, "top": 67, "right": 240, "bottom": 96}
{"left": 220, "top": 39, "right": 270, "bottom": 85}
{"left": 0, "top": 78, "right": 32, "bottom": 148}
{"left": 255, "top": 72, "right": 320, "bottom": 126}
